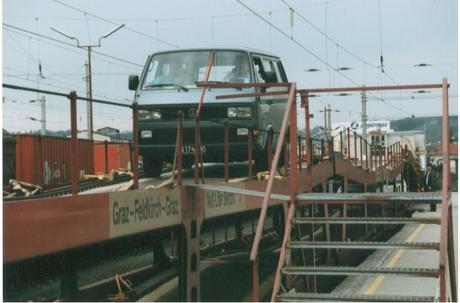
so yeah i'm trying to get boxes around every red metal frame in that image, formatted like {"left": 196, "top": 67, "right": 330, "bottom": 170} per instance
{"left": 297, "top": 80, "right": 455, "bottom": 301}
{"left": 194, "top": 51, "right": 215, "bottom": 184}
{"left": 132, "top": 103, "right": 139, "bottom": 189}
{"left": 250, "top": 83, "right": 297, "bottom": 301}
{"left": 439, "top": 78, "right": 451, "bottom": 301}
{"left": 69, "top": 91, "right": 79, "bottom": 195}
{"left": 248, "top": 128, "right": 253, "bottom": 178}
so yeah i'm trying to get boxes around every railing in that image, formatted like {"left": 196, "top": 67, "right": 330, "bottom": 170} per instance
{"left": 171, "top": 77, "right": 298, "bottom": 301}
{"left": 3, "top": 83, "right": 140, "bottom": 193}
{"left": 302, "top": 128, "right": 405, "bottom": 173}
{"left": 295, "top": 80, "right": 456, "bottom": 302}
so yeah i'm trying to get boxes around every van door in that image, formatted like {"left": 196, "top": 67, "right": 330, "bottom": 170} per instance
{"left": 251, "top": 55, "right": 288, "bottom": 151}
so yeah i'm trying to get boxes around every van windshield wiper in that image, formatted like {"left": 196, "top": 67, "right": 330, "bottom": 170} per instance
{"left": 144, "top": 83, "right": 189, "bottom": 91}
{"left": 194, "top": 81, "right": 242, "bottom": 90}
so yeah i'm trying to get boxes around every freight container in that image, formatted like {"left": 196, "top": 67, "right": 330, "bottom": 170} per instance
{"left": 93, "top": 142, "right": 132, "bottom": 174}
{"left": 3, "top": 131, "right": 16, "bottom": 186}
{"left": 15, "top": 135, "right": 94, "bottom": 188}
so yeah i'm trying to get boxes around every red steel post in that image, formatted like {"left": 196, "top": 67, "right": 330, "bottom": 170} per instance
{"left": 177, "top": 112, "right": 183, "bottom": 186}
{"left": 384, "top": 146, "right": 387, "bottom": 167}
{"left": 250, "top": 83, "right": 296, "bottom": 286}
{"left": 366, "top": 140, "right": 369, "bottom": 170}
{"left": 194, "top": 51, "right": 215, "bottom": 184}
{"left": 439, "top": 78, "right": 450, "bottom": 302}
{"left": 69, "top": 91, "right": 79, "bottom": 195}
{"left": 268, "top": 129, "right": 273, "bottom": 171}
{"left": 298, "top": 135, "right": 302, "bottom": 172}
{"left": 224, "top": 121, "right": 229, "bottom": 183}
{"left": 284, "top": 137, "right": 289, "bottom": 176}
{"left": 330, "top": 136, "right": 334, "bottom": 159}
{"left": 370, "top": 141, "right": 373, "bottom": 171}
{"left": 132, "top": 103, "right": 139, "bottom": 189}
{"left": 104, "top": 140, "right": 109, "bottom": 174}
{"left": 391, "top": 143, "right": 396, "bottom": 167}
{"left": 252, "top": 259, "right": 260, "bottom": 302}
{"left": 340, "top": 131, "right": 343, "bottom": 158}
{"left": 303, "top": 94, "right": 313, "bottom": 191}
{"left": 448, "top": 204, "right": 458, "bottom": 302}
{"left": 271, "top": 87, "right": 298, "bottom": 302}
{"left": 360, "top": 136, "right": 363, "bottom": 166}
{"left": 354, "top": 131, "right": 357, "bottom": 166}
{"left": 194, "top": 121, "right": 201, "bottom": 184}
{"left": 320, "top": 139, "right": 324, "bottom": 161}
{"left": 347, "top": 128, "right": 350, "bottom": 161}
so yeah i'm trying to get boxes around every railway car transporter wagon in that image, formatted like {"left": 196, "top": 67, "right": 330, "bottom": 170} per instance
{"left": 129, "top": 48, "right": 289, "bottom": 177}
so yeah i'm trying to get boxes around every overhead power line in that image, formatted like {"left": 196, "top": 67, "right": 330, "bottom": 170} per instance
{"left": 236, "top": 0, "right": 412, "bottom": 117}
{"left": 3, "top": 23, "right": 143, "bottom": 68}
{"left": 51, "top": 0, "right": 180, "bottom": 49}
{"left": 236, "top": 0, "right": 360, "bottom": 86}
{"left": 280, "top": 0, "right": 378, "bottom": 69}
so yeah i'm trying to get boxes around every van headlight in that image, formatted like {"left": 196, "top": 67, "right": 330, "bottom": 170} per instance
{"left": 138, "top": 109, "right": 161, "bottom": 120}
{"left": 227, "top": 107, "right": 237, "bottom": 118}
{"left": 237, "top": 107, "right": 251, "bottom": 118}
{"left": 151, "top": 110, "right": 162, "bottom": 120}
{"left": 227, "top": 106, "right": 252, "bottom": 118}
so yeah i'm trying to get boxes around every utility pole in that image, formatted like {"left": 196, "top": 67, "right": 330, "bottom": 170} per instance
{"left": 361, "top": 89, "right": 368, "bottom": 169}
{"left": 51, "top": 24, "right": 125, "bottom": 141}
{"left": 320, "top": 104, "right": 336, "bottom": 139}
{"left": 84, "top": 57, "right": 93, "bottom": 140}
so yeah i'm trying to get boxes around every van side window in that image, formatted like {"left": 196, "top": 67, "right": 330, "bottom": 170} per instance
{"left": 252, "top": 56, "right": 265, "bottom": 83}
{"left": 276, "top": 61, "right": 288, "bottom": 82}
{"left": 262, "top": 58, "right": 278, "bottom": 83}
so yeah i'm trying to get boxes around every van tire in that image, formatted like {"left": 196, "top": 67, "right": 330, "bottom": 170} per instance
{"left": 143, "top": 157, "right": 162, "bottom": 178}
{"left": 254, "top": 143, "right": 270, "bottom": 172}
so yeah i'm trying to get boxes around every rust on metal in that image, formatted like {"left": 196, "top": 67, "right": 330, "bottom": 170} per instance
{"left": 197, "top": 82, "right": 291, "bottom": 88}
{"left": 177, "top": 112, "right": 184, "bottom": 186}
{"left": 132, "top": 103, "right": 139, "bottom": 189}
{"left": 69, "top": 91, "right": 79, "bottom": 195}
{"left": 215, "top": 90, "right": 289, "bottom": 100}
{"left": 439, "top": 78, "right": 450, "bottom": 302}
{"left": 250, "top": 83, "right": 296, "bottom": 260}
{"left": 194, "top": 51, "right": 215, "bottom": 184}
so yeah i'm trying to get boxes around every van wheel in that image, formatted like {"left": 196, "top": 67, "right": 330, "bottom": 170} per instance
{"left": 254, "top": 146, "right": 269, "bottom": 173}
{"left": 143, "top": 157, "right": 162, "bottom": 178}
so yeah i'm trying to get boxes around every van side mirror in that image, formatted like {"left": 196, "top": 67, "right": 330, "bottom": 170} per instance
{"left": 129, "top": 75, "right": 139, "bottom": 91}
{"left": 264, "top": 71, "right": 278, "bottom": 83}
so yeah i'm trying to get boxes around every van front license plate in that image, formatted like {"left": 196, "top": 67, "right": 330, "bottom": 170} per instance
{"left": 182, "top": 145, "right": 207, "bottom": 155}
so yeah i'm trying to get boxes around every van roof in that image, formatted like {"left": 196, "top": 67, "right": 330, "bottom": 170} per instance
{"left": 150, "top": 47, "right": 280, "bottom": 59}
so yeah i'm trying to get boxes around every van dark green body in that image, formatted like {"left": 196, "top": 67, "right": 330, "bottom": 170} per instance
{"left": 129, "top": 48, "right": 288, "bottom": 177}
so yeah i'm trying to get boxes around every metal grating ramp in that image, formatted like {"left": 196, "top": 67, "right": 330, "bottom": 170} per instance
{"left": 288, "top": 241, "right": 440, "bottom": 250}
{"left": 277, "top": 292, "right": 436, "bottom": 302}
{"left": 281, "top": 266, "right": 440, "bottom": 277}
{"left": 292, "top": 217, "right": 441, "bottom": 225}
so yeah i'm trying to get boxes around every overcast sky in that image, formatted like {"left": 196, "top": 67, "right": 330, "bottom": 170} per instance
{"left": 2, "top": 0, "right": 458, "bottom": 133}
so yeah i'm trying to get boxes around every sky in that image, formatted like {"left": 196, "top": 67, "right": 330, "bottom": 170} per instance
{"left": 2, "top": 0, "right": 458, "bottom": 133}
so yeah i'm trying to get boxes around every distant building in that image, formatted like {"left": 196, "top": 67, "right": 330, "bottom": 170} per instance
{"left": 97, "top": 127, "right": 120, "bottom": 138}
{"left": 74, "top": 129, "right": 128, "bottom": 143}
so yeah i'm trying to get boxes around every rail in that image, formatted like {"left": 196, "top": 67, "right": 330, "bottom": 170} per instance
{"left": 2, "top": 83, "right": 140, "bottom": 193}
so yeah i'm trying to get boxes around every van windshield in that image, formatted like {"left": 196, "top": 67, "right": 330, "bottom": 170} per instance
{"left": 141, "top": 50, "right": 252, "bottom": 90}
